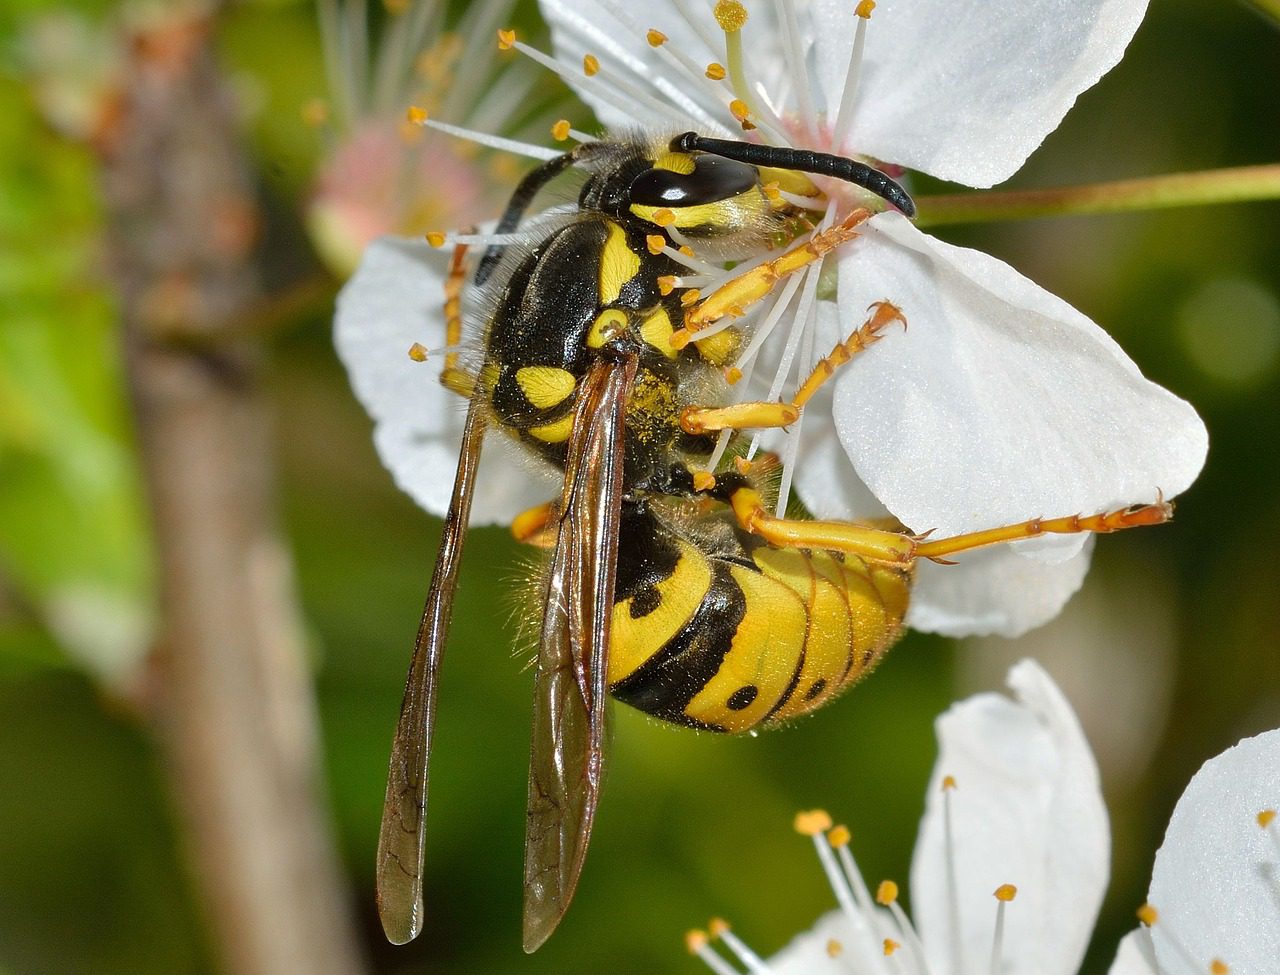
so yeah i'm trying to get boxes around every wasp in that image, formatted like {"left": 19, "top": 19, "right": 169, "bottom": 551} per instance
{"left": 375, "top": 130, "right": 1171, "bottom": 951}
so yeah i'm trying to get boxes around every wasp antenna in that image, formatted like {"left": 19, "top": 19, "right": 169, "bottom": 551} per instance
{"left": 670, "top": 132, "right": 915, "bottom": 219}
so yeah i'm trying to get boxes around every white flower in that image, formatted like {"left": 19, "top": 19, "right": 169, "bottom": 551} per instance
{"left": 689, "top": 668, "right": 1280, "bottom": 975}
{"left": 308, "top": 0, "right": 522, "bottom": 274}
{"left": 335, "top": 0, "right": 1207, "bottom": 637}
{"left": 689, "top": 659, "right": 1111, "bottom": 975}
{"left": 1108, "top": 729, "right": 1280, "bottom": 975}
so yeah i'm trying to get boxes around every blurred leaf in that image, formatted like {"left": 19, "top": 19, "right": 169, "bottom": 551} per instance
{"left": 0, "top": 75, "right": 152, "bottom": 682}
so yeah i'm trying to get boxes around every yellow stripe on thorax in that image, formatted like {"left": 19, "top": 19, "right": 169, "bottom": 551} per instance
{"left": 638, "top": 307, "right": 678, "bottom": 359}
{"left": 527, "top": 413, "right": 575, "bottom": 443}
{"left": 608, "top": 540, "right": 711, "bottom": 685}
{"left": 683, "top": 564, "right": 806, "bottom": 733}
{"left": 599, "top": 221, "right": 641, "bottom": 304}
{"left": 515, "top": 366, "right": 576, "bottom": 410}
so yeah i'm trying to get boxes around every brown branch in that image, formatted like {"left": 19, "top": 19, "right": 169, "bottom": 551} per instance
{"left": 100, "top": 10, "right": 365, "bottom": 975}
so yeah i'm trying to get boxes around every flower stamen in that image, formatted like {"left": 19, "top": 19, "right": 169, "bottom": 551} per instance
{"left": 406, "top": 107, "right": 560, "bottom": 161}
{"left": 505, "top": 34, "right": 687, "bottom": 130}
{"left": 713, "top": 1, "right": 790, "bottom": 143}
{"left": 1139, "top": 901, "right": 1215, "bottom": 975}
{"left": 942, "top": 775, "right": 965, "bottom": 975}
{"left": 876, "top": 879, "right": 934, "bottom": 975}
{"left": 772, "top": 0, "right": 816, "bottom": 139}
{"left": 989, "top": 884, "right": 1017, "bottom": 975}
{"left": 831, "top": 0, "right": 874, "bottom": 153}
{"left": 709, "top": 918, "right": 775, "bottom": 975}
{"left": 687, "top": 929, "right": 741, "bottom": 975}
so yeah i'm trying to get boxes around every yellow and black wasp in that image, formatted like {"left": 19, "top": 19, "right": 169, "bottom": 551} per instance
{"left": 375, "top": 130, "right": 1170, "bottom": 951}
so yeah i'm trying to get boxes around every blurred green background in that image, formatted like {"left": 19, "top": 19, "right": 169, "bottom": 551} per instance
{"left": 1, "top": 0, "right": 1278, "bottom": 973}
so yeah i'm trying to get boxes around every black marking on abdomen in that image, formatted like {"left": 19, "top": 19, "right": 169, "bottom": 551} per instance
{"left": 609, "top": 561, "right": 746, "bottom": 731}
{"left": 726, "top": 685, "right": 758, "bottom": 711}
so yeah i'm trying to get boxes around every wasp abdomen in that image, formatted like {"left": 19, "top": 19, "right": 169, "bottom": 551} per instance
{"left": 608, "top": 506, "right": 911, "bottom": 733}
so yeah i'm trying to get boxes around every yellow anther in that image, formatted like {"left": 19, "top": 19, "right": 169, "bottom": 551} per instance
{"left": 670, "top": 328, "right": 692, "bottom": 350}
{"left": 734, "top": 457, "right": 752, "bottom": 475}
{"left": 679, "top": 289, "right": 702, "bottom": 307}
{"left": 761, "top": 181, "right": 782, "bottom": 203}
{"left": 708, "top": 917, "right": 729, "bottom": 937}
{"left": 1258, "top": 809, "right": 1277, "bottom": 829}
{"left": 583, "top": 53, "right": 600, "bottom": 76}
{"left": 301, "top": 98, "right": 328, "bottom": 127}
{"left": 856, "top": 0, "right": 876, "bottom": 18}
{"left": 714, "top": 0, "right": 748, "bottom": 32}
{"left": 657, "top": 275, "right": 677, "bottom": 296}
{"left": 724, "top": 366, "right": 742, "bottom": 385}
{"left": 729, "top": 99, "right": 751, "bottom": 122}
{"left": 645, "top": 234, "right": 667, "bottom": 255}
{"left": 875, "top": 880, "right": 899, "bottom": 905}
{"left": 647, "top": 28, "right": 667, "bottom": 46}
{"left": 678, "top": 245, "right": 695, "bottom": 258}
{"left": 1210, "top": 960, "right": 1229, "bottom": 974}
{"left": 994, "top": 884, "right": 1018, "bottom": 902}
{"left": 883, "top": 939, "right": 900, "bottom": 956}
{"left": 827, "top": 825, "right": 851, "bottom": 848}
{"left": 794, "top": 809, "right": 833, "bottom": 836}
{"left": 693, "top": 470, "right": 717, "bottom": 492}
{"left": 426, "top": 231, "right": 447, "bottom": 248}
{"left": 497, "top": 28, "right": 516, "bottom": 50}
{"left": 705, "top": 62, "right": 727, "bottom": 81}
{"left": 1137, "top": 904, "right": 1159, "bottom": 926}
{"left": 942, "top": 774, "right": 957, "bottom": 791}
{"left": 406, "top": 105, "right": 428, "bottom": 125}
{"left": 826, "top": 939, "right": 843, "bottom": 958}
{"left": 407, "top": 343, "right": 429, "bottom": 362}
{"left": 685, "top": 930, "right": 709, "bottom": 954}
{"left": 651, "top": 208, "right": 677, "bottom": 227}
{"left": 551, "top": 119, "right": 571, "bottom": 141}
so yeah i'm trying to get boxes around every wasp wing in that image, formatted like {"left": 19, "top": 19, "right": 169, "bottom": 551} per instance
{"left": 522, "top": 352, "right": 638, "bottom": 952}
{"left": 376, "top": 398, "right": 487, "bottom": 944}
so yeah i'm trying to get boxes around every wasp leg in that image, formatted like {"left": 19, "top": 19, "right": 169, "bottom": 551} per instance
{"left": 725, "top": 484, "right": 916, "bottom": 565}
{"left": 681, "top": 301, "right": 905, "bottom": 434}
{"left": 721, "top": 482, "right": 1172, "bottom": 566}
{"left": 439, "top": 239, "right": 478, "bottom": 399}
{"left": 913, "top": 496, "right": 1174, "bottom": 563}
{"left": 682, "top": 208, "right": 873, "bottom": 333}
{"left": 511, "top": 500, "right": 559, "bottom": 549}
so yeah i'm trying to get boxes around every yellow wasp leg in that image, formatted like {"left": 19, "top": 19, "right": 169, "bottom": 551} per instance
{"left": 511, "top": 500, "right": 558, "bottom": 549}
{"left": 726, "top": 484, "right": 916, "bottom": 566}
{"left": 440, "top": 239, "right": 477, "bottom": 399}
{"left": 680, "top": 301, "right": 905, "bottom": 434}
{"left": 913, "top": 496, "right": 1174, "bottom": 563}
{"left": 681, "top": 207, "right": 873, "bottom": 333}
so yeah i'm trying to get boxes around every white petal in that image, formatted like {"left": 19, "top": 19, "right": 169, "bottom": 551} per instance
{"left": 794, "top": 409, "right": 1092, "bottom": 638}
{"left": 811, "top": 0, "right": 1150, "bottom": 186}
{"left": 906, "top": 540, "right": 1092, "bottom": 638}
{"left": 1107, "top": 929, "right": 1159, "bottom": 975}
{"left": 768, "top": 909, "right": 862, "bottom": 974}
{"left": 1145, "top": 729, "right": 1280, "bottom": 973}
{"left": 333, "top": 237, "right": 553, "bottom": 523}
{"left": 832, "top": 213, "right": 1206, "bottom": 555}
{"left": 540, "top": 0, "right": 733, "bottom": 134}
{"left": 911, "top": 660, "right": 1108, "bottom": 975}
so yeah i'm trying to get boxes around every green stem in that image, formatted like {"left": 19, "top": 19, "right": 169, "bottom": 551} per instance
{"left": 914, "top": 163, "right": 1280, "bottom": 227}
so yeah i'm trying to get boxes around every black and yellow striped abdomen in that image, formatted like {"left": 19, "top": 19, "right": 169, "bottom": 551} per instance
{"left": 607, "top": 504, "right": 912, "bottom": 733}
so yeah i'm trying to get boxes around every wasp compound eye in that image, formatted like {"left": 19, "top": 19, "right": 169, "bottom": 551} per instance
{"left": 629, "top": 155, "right": 759, "bottom": 208}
